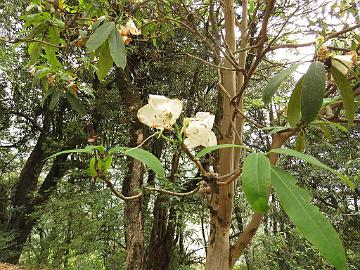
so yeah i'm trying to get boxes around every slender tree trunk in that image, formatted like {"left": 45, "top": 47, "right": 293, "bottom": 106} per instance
{"left": 116, "top": 68, "right": 145, "bottom": 270}
{"left": 144, "top": 150, "right": 180, "bottom": 270}
{"left": 205, "top": 0, "right": 240, "bottom": 269}
{"left": 122, "top": 155, "right": 144, "bottom": 270}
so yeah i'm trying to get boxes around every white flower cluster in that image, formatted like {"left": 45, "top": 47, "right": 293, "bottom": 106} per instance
{"left": 137, "top": 95, "right": 217, "bottom": 149}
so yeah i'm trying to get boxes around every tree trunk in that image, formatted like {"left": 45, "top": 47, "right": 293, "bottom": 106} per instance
{"left": 144, "top": 148, "right": 180, "bottom": 270}
{"left": 116, "top": 68, "right": 145, "bottom": 270}
{"left": 205, "top": 0, "right": 237, "bottom": 269}
{"left": 0, "top": 104, "right": 80, "bottom": 263}
{"left": 145, "top": 196, "right": 177, "bottom": 270}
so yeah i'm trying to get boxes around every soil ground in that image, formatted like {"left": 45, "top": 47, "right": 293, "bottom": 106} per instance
{"left": 0, "top": 263, "right": 26, "bottom": 270}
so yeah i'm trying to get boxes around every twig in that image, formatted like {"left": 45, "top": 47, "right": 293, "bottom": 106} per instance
{"left": 145, "top": 185, "right": 200, "bottom": 197}
{"left": 0, "top": 37, "right": 64, "bottom": 48}
{"left": 181, "top": 144, "right": 207, "bottom": 176}
{"left": 102, "top": 174, "right": 143, "bottom": 200}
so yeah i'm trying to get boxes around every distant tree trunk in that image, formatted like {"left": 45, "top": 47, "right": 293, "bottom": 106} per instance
{"left": 0, "top": 104, "right": 81, "bottom": 264}
{"left": 144, "top": 148, "right": 180, "bottom": 270}
{"left": 145, "top": 197, "right": 177, "bottom": 270}
{"left": 116, "top": 68, "right": 145, "bottom": 270}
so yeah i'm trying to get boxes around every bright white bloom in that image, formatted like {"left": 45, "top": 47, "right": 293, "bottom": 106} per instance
{"left": 331, "top": 54, "right": 354, "bottom": 75}
{"left": 137, "top": 95, "right": 183, "bottom": 129}
{"left": 184, "top": 112, "right": 217, "bottom": 149}
{"left": 121, "top": 19, "right": 141, "bottom": 36}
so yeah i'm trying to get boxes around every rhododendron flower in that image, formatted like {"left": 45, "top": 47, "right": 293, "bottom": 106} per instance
{"left": 120, "top": 19, "right": 141, "bottom": 36}
{"left": 184, "top": 112, "right": 217, "bottom": 149}
{"left": 331, "top": 54, "right": 355, "bottom": 75}
{"left": 137, "top": 95, "right": 183, "bottom": 129}
{"left": 119, "top": 19, "right": 141, "bottom": 46}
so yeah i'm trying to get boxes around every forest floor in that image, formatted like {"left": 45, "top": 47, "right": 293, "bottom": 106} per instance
{"left": 0, "top": 263, "right": 26, "bottom": 270}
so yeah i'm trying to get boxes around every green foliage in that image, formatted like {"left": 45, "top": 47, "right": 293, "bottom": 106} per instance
{"left": 97, "top": 42, "right": 113, "bottom": 81}
{"left": 330, "top": 66, "right": 355, "bottom": 125}
{"left": 108, "top": 29, "right": 127, "bottom": 69}
{"left": 65, "top": 91, "right": 87, "bottom": 116}
{"left": 287, "top": 76, "right": 303, "bottom": 127}
{"left": 242, "top": 153, "right": 271, "bottom": 213}
{"left": 301, "top": 61, "right": 326, "bottom": 123}
{"left": 195, "top": 144, "right": 252, "bottom": 159}
{"left": 109, "top": 146, "right": 165, "bottom": 178}
{"left": 269, "top": 148, "right": 354, "bottom": 188}
{"left": 86, "top": 21, "right": 115, "bottom": 52}
{"left": 271, "top": 166, "right": 346, "bottom": 270}
{"left": 262, "top": 64, "right": 299, "bottom": 105}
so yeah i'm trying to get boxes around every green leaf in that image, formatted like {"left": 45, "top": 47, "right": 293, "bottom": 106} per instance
{"left": 316, "top": 124, "right": 333, "bottom": 142}
{"left": 269, "top": 148, "right": 354, "bottom": 189}
{"left": 195, "top": 144, "right": 252, "bottom": 159}
{"left": 261, "top": 126, "right": 291, "bottom": 136}
{"left": 28, "top": 42, "right": 42, "bottom": 66}
{"left": 248, "top": 0, "right": 254, "bottom": 15}
{"left": 104, "top": 155, "right": 113, "bottom": 173}
{"left": 271, "top": 167, "right": 346, "bottom": 270}
{"left": 109, "top": 146, "right": 165, "bottom": 178}
{"left": 44, "top": 45, "right": 61, "bottom": 68}
{"left": 49, "top": 91, "right": 61, "bottom": 110}
{"left": 97, "top": 41, "right": 113, "bottom": 80}
{"left": 301, "top": 61, "right": 326, "bottom": 123}
{"left": 89, "top": 158, "right": 97, "bottom": 177}
{"left": 86, "top": 21, "right": 115, "bottom": 52}
{"left": 311, "top": 120, "right": 348, "bottom": 132}
{"left": 262, "top": 64, "right": 299, "bottom": 105}
{"left": 287, "top": 76, "right": 303, "bottom": 127}
{"left": 330, "top": 66, "right": 355, "bottom": 125}
{"left": 108, "top": 28, "right": 127, "bottom": 69}
{"left": 66, "top": 91, "right": 86, "bottom": 116}
{"left": 242, "top": 153, "right": 271, "bottom": 213}
{"left": 295, "top": 132, "right": 305, "bottom": 152}
{"left": 47, "top": 145, "right": 94, "bottom": 159}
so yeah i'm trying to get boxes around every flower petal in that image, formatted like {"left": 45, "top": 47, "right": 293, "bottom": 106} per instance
{"left": 125, "top": 19, "right": 141, "bottom": 35}
{"left": 137, "top": 95, "right": 183, "bottom": 129}
{"left": 137, "top": 104, "right": 164, "bottom": 129}
{"left": 184, "top": 137, "right": 200, "bottom": 149}
{"left": 195, "top": 112, "right": 215, "bottom": 129}
{"left": 207, "top": 131, "right": 217, "bottom": 147}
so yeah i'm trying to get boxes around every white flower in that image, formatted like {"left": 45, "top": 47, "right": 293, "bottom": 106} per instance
{"left": 331, "top": 54, "right": 354, "bottom": 75}
{"left": 137, "top": 95, "right": 183, "bottom": 129}
{"left": 184, "top": 112, "right": 217, "bottom": 149}
{"left": 120, "top": 19, "right": 141, "bottom": 36}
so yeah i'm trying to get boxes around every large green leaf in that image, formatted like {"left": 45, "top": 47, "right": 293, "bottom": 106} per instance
{"left": 195, "top": 144, "right": 251, "bottom": 159}
{"left": 86, "top": 21, "right": 115, "bottom": 52}
{"left": 47, "top": 145, "right": 94, "bottom": 159}
{"left": 269, "top": 148, "right": 354, "bottom": 189}
{"left": 109, "top": 146, "right": 165, "bottom": 178}
{"left": 28, "top": 42, "right": 42, "bottom": 66}
{"left": 301, "top": 61, "right": 326, "bottom": 123}
{"left": 311, "top": 120, "right": 348, "bottom": 133}
{"left": 108, "top": 28, "right": 127, "bottom": 69}
{"left": 242, "top": 153, "right": 271, "bottom": 213}
{"left": 287, "top": 76, "right": 303, "bottom": 127}
{"left": 89, "top": 158, "right": 97, "bottom": 177}
{"left": 271, "top": 167, "right": 346, "bottom": 270}
{"left": 262, "top": 64, "right": 299, "bottom": 105}
{"left": 49, "top": 91, "right": 61, "bottom": 110}
{"left": 66, "top": 91, "right": 86, "bottom": 115}
{"left": 330, "top": 66, "right": 355, "bottom": 125}
{"left": 97, "top": 41, "right": 113, "bottom": 80}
